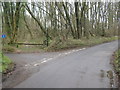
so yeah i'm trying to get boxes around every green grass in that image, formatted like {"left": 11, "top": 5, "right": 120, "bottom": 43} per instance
{"left": 114, "top": 49, "right": 120, "bottom": 76}
{"left": 2, "top": 36, "right": 118, "bottom": 53}
{"left": 18, "top": 45, "right": 45, "bottom": 53}
{"left": 46, "top": 36, "right": 118, "bottom": 51}
{"left": 0, "top": 53, "right": 13, "bottom": 73}
{"left": 2, "top": 45, "right": 18, "bottom": 52}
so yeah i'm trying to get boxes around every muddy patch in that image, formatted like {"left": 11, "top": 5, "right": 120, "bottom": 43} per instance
{"left": 2, "top": 63, "right": 16, "bottom": 82}
{"left": 100, "top": 70, "right": 105, "bottom": 78}
{"left": 100, "top": 70, "right": 116, "bottom": 88}
{"left": 2, "top": 62, "right": 40, "bottom": 88}
{"left": 106, "top": 70, "right": 114, "bottom": 88}
{"left": 100, "top": 70, "right": 106, "bottom": 85}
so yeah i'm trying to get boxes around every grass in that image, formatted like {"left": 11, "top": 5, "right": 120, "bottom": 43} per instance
{"left": 2, "top": 45, "right": 18, "bottom": 52}
{"left": 46, "top": 36, "right": 118, "bottom": 51}
{"left": 2, "top": 36, "right": 118, "bottom": 53}
{"left": 18, "top": 45, "right": 45, "bottom": 53}
{"left": 0, "top": 53, "right": 13, "bottom": 73}
{"left": 114, "top": 49, "right": 120, "bottom": 76}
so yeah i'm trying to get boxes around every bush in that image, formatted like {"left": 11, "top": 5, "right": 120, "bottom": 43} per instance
{"left": 114, "top": 49, "right": 120, "bottom": 76}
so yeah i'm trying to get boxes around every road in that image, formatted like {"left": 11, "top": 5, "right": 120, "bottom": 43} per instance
{"left": 6, "top": 41, "right": 119, "bottom": 88}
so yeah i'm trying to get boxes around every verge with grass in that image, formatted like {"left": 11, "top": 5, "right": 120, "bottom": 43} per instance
{"left": 0, "top": 53, "right": 14, "bottom": 74}
{"left": 46, "top": 36, "right": 118, "bottom": 51}
{"left": 114, "top": 49, "right": 120, "bottom": 75}
{"left": 113, "top": 49, "right": 120, "bottom": 87}
{"left": 2, "top": 36, "right": 118, "bottom": 53}
{"left": 2, "top": 45, "right": 18, "bottom": 53}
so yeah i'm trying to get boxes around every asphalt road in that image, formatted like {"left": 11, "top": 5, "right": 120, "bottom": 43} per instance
{"left": 12, "top": 41, "right": 118, "bottom": 88}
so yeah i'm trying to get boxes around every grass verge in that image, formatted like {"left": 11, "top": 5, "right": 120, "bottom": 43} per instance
{"left": 113, "top": 49, "right": 120, "bottom": 87}
{"left": 46, "top": 36, "right": 118, "bottom": 51}
{"left": 114, "top": 49, "right": 120, "bottom": 76}
{"left": 0, "top": 53, "right": 14, "bottom": 74}
{"left": 2, "top": 36, "right": 118, "bottom": 53}
{"left": 2, "top": 45, "right": 18, "bottom": 52}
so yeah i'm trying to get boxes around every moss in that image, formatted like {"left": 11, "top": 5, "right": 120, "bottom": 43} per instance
{"left": 0, "top": 53, "right": 13, "bottom": 73}
{"left": 114, "top": 49, "right": 120, "bottom": 76}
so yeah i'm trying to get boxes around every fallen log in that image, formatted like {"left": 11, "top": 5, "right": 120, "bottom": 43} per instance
{"left": 9, "top": 43, "right": 44, "bottom": 45}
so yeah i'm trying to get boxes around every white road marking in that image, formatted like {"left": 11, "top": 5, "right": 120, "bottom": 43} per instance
{"left": 25, "top": 47, "right": 87, "bottom": 67}
{"left": 79, "top": 49, "right": 82, "bottom": 50}
{"left": 82, "top": 48, "right": 86, "bottom": 50}
{"left": 67, "top": 52, "right": 71, "bottom": 54}
{"left": 75, "top": 50, "right": 79, "bottom": 51}
{"left": 34, "top": 64, "right": 39, "bottom": 66}
{"left": 25, "top": 65, "right": 28, "bottom": 67}
{"left": 41, "top": 60, "right": 47, "bottom": 63}
{"left": 64, "top": 52, "right": 68, "bottom": 55}
{"left": 72, "top": 50, "right": 76, "bottom": 52}
{"left": 46, "top": 58, "right": 53, "bottom": 61}
{"left": 58, "top": 53, "right": 62, "bottom": 56}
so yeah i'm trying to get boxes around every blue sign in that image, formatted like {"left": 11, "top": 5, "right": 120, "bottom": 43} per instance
{"left": 2, "top": 34, "right": 6, "bottom": 38}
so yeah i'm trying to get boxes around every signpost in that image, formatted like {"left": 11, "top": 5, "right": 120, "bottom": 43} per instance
{"left": 1, "top": 34, "right": 6, "bottom": 72}
{"left": 1, "top": 34, "right": 6, "bottom": 46}
{"left": 2, "top": 34, "right": 6, "bottom": 38}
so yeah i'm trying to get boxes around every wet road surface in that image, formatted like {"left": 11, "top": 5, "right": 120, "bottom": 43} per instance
{"left": 6, "top": 41, "right": 118, "bottom": 88}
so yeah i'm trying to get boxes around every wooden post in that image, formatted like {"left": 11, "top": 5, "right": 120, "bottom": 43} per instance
{"left": 46, "top": 28, "right": 49, "bottom": 47}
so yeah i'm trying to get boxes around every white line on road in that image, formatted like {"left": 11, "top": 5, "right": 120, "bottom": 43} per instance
{"left": 46, "top": 58, "right": 53, "bottom": 61}
{"left": 24, "top": 47, "right": 87, "bottom": 68}
{"left": 34, "top": 64, "right": 39, "bottom": 66}
{"left": 82, "top": 48, "right": 86, "bottom": 50}
{"left": 41, "top": 60, "right": 47, "bottom": 63}
{"left": 78, "top": 49, "right": 82, "bottom": 50}
{"left": 75, "top": 50, "right": 79, "bottom": 51}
